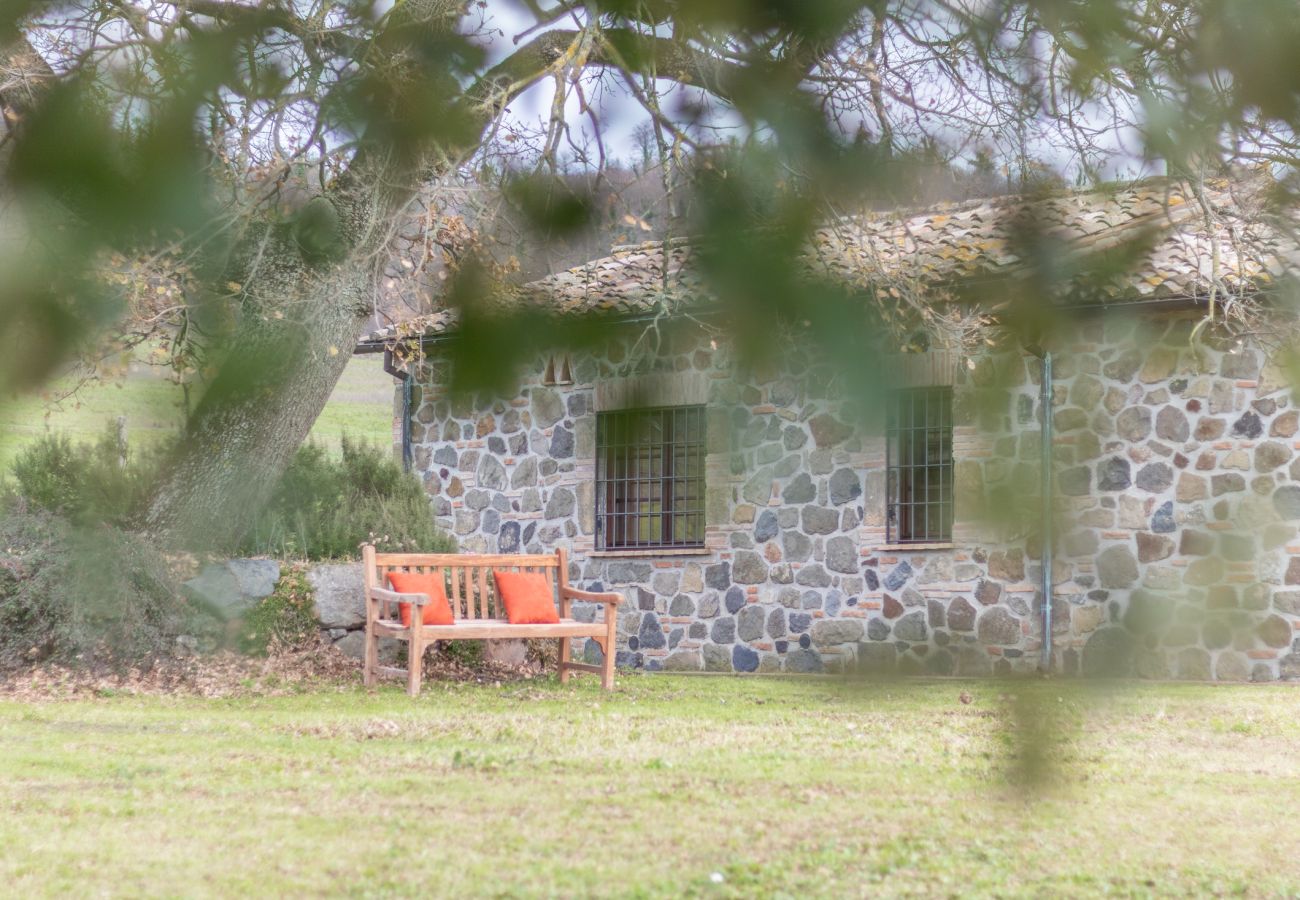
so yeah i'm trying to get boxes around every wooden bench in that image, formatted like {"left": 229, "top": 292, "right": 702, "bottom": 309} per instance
{"left": 361, "top": 546, "right": 621, "bottom": 695}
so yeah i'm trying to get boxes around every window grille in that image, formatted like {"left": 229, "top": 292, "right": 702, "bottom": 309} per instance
{"left": 886, "top": 387, "right": 953, "bottom": 543}
{"left": 596, "top": 406, "right": 705, "bottom": 550}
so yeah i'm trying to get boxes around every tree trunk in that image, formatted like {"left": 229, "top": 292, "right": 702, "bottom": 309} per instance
{"left": 142, "top": 260, "right": 372, "bottom": 551}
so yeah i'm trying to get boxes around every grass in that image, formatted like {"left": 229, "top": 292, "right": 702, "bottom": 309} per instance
{"left": 308, "top": 352, "right": 395, "bottom": 452}
{"left": 0, "top": 675, "right": 1298, "bottom": 897}
{"left": 0, "top": 353, "right": 393, "bottom": 470}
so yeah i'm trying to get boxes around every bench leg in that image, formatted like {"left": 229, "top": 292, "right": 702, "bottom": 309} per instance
{"left": 558, "top": 637, "right": 572, "bottom": 684}
{"left": 601, "top": 613, "right": 617, "bottom": 691}
{"left": 363, "top": 625, "right": 378, "bottom": 688}
{"left": 406, "top": 630, "right": 424, "bottom": 698}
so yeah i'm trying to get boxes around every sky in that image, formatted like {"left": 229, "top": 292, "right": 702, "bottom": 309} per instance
{"left": 476, "top": 0, "right": 746, "bottom": 172}
{"left": 475, "top": 1, "right": 1158, "bottom": 184}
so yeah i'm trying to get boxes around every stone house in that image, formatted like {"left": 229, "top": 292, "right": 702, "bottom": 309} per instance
{"left": 358, "top": 179, "right": 1300, "bottom": 681}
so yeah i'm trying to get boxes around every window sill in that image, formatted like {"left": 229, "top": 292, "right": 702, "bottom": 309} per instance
{"left": 590, "top": 548, "right": 712, "bottom": 558}
{"left": 876, "top": 542, "right": 957, "bottom": 552}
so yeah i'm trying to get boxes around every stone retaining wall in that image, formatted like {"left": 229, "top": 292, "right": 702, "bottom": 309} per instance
{"left": 183, "top": 559, "right": 369, "bottom": 656}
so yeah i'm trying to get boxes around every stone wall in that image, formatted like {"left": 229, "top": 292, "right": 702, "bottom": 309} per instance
{"left": 403, "top": 312, "right": 1300, "bottom": 681}
{"left": 183, "top": 558, "right": 370, "bottom": 656}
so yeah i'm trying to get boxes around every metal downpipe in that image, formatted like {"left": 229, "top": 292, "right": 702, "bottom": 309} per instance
{"left": 401, "top": 377, "right": 413, "bottom": 471}
{"left": 383, "top": 348, "right": 414, "bottom": 472}
{"left": 1040, "top": 351, "right": 1054, "bottom": 672}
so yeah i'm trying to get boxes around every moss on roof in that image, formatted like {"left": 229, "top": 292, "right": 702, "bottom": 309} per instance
{"left": 362, "top": 177, "right": 1294, "bottom": 346}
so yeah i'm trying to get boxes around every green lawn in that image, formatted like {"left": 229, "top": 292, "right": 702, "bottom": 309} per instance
{"left": 309, "top": 352, "right": 395, "bottom": 451}
{"left": 0, "top": 675, "right": 1297, "bottom": 897}
{"left": 0, "top": 353, "right": 393, "bottom": 470}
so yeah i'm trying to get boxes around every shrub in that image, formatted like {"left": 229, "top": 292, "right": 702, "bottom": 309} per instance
{"left": 238, "top": 437, "right": 454, "bottom": 560}
{"left": 9, "top": 429, "right": 168, "bottom": 527}
{"left": 241, "top": 565, "right": 319, "bottom": 655}
{"left": 441, "top": 639, "right": 485, "bottom": 668}
{"left": 0, "top": 509, "right": 192, "bottom": 671}
{"left": 8, "top": 430, "right": 448, "bottom": 561}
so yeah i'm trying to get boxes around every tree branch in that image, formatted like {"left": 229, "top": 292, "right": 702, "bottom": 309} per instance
{"left": 459, "top": 27, "right": 744, "bottom": 119}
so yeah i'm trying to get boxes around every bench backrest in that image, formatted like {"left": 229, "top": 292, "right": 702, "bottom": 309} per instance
{"left": 363, "top": 547, "right": 567, "bottom": 621}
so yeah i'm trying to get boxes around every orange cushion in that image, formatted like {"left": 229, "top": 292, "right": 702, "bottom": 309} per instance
{"left": 387, "top": 572, "right": 454, "bottom": 627}
{"left": 493, "top": 570, "right": 559, "bottom": 625}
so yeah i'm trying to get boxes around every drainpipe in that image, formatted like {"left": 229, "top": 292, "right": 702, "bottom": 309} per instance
{"left": 383, "top": 349, "right": 413, "bottom": 472}
{"left": 401, "top": 377, "right": 413, "bottom": 471}
{"left": 1039, "top": 350, "right": 1054, "bottom": 672}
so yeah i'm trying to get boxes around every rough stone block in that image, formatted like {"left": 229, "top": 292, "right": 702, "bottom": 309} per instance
{"left": 737, "top": 605, "right": 766, "bottom": 642}
{"left": 894, "top": 610, "right": 928, "bottom": 642}
{"left": 811, "top": 618, "right": 865, "bottom": 646}
{"left": 1155, "top": 405, "right": 1189, "bottom": 442}
{"left": 308, "top": 563, "right": 366, "bottom": 629}
{"left": 976, "top": 606, "right": 1021, "bottom": 646}
{"left": 661, "top": 649, "right": 703, "bottom": 671}
{"left": 1116, "top": 407, "right": 1152, "bottom": 441}
{"left": 1096, "top": 545, "right": 1139, "bottom": 588}
{"left": 184, "top": 565, "right": 247, "bottom": 622}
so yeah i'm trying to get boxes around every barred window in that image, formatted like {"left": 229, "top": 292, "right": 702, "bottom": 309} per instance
{"left": 886, "top": 387, "right": 953, "bottom": 543}
{"left": 596, "top": 406, "right": 705, "bottom": 550}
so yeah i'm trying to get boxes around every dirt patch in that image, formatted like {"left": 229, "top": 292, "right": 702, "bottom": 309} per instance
{"left": 0, "top": 640, "right": 550, "bottom": 701}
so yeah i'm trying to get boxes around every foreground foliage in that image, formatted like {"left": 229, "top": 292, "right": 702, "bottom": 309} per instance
{"left": 0, "top": 676, "right": 1296, "bottom": 897}
{"left": 13, "top": 0, "right": 1297, "bottom": 551}
{"left": 0, "top": 510, "right": 189, "bottom": 670}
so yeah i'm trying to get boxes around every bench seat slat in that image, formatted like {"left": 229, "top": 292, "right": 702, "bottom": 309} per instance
{"left": 374, "top": 618, "right": 607, "bottom": 640}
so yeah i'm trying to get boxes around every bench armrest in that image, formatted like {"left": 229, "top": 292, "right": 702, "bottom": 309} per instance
{"left": 369, "top": 586, "right": 431, "bottom": 606}
{"left": 560, "top": 586, "right": 622, "bottom": 605}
